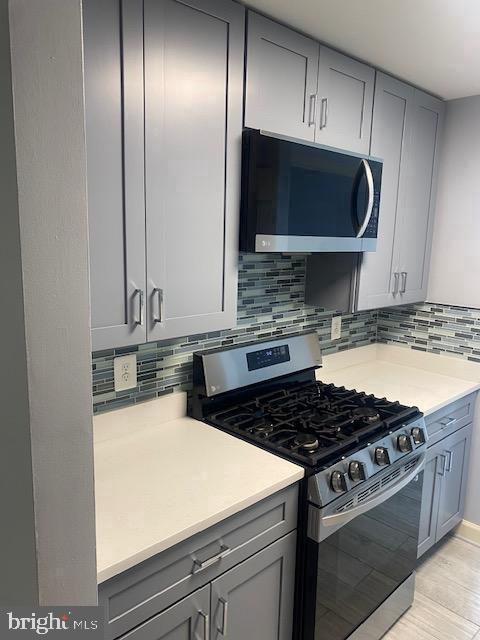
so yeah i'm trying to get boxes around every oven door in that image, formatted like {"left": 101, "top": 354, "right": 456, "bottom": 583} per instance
{"left": 303, "top": 452, "right": 425, "bottom": 640}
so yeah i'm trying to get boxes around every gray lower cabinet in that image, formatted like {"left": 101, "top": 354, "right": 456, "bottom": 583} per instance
{"left": 245, "top": 11, "right": 374, "bottom": 152}
{"left": 418, "top": 422, "right": 472, "bottom": 558}
{"left": 121, "top": 585, "right": 210, "bottom": 640}
{"left": 99, "top": 486, "right": 298, "bottom": 640}
{"left": 84, "top": 0, "right": 244, "bottom": 351}
{"left": 210, "top": 532, "right": 296, "bottom": 640}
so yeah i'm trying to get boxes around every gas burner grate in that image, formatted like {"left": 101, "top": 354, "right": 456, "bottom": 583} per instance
{"left": 206, "top": 381, "right": 420, "bottom": 468}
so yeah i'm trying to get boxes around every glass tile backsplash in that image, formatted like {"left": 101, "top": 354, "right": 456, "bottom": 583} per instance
{"left": 92, "top": 254, "right": 378, "bottom": 413}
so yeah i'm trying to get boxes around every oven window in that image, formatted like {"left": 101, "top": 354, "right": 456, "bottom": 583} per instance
{"left": 306, "top": 472, "right": 423, "bottom": 640}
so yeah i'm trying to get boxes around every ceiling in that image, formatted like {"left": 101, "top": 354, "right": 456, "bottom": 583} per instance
{"left": 245, "top": 0, "right": 480, "bottom": 100}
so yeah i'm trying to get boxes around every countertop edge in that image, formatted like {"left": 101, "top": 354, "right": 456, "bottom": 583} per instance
{"left": 422, "top": 383, "right": 480, "bottom": 417}
{"left": 97, "top": 468, "right": 303, "bottom": 584}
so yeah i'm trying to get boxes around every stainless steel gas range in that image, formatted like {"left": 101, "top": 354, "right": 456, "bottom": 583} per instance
{"left": 190, "top": 331, "right": 427, "bottom": 640}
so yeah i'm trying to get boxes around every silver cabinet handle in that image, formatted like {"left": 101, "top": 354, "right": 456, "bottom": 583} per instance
{"left": 308, "top": 94, "right": 317, "bottom": 126}
{"left": 393, "top": 272, "right": 400, "bottom": 295}
{"left": 192, "top": 544, "right": 230, "bottom": 574}
{"left": 198, "top": 611, "right": 209, "bottom": 640}
{"left": 218, "top": 598, "right": 228, "bottom": 636}
{"left": 153, "top": 287, "right": 163, "bottom": 323}
{"left": 400, "top": 271, "right": 407, "bottom": 293}
{"left": 319, "top": 97, "right": 328, "bottom": 129}
{"left": 440, "top": 417, "right": 456, "bottom": 428}
{"left": 134, "top": 289, "right": 144, "bottom": 326}
{"left": 445, "top": 450, "right": 454, "bottom": 473}
{"left": 437, "top": 453, "right": 447, "bottom": 476}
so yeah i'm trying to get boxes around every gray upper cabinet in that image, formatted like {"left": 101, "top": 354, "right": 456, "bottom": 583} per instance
{"left": 84, "top": 0, "right": 243, "bottom": 350}
{"left": 121, "top": 585, "right": 210, "bottom": 640}
{"left": 395, "top": 90, "right": 444, "bottom": 304}
{"left": 144, "top": 0, "right": 244, "bottom": 342}
{"left": 84, "top": 0, "right": 147, "bottom": 350}
{"left": 245, "top": 12, "right": 319, "bottom": 141}
{"left": 356, "top": 74, "right": 413, "bottom": 310}
{"left": 210, "top": 532, "right": 296, "bottom": 640}
{"left": 245, "top": 12, "right": 374, "bottom": 153}
{"left": 315, "top": 47, "right": 375, "bottom": 154}
{"left": 357, "top": 74, "right": 444, "bottom": 311}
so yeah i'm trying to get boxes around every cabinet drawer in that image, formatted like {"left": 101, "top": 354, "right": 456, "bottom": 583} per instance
{"left": 426, "top": 394, "right": 475, "bottom": 446}
{"left": 99, "top": 484, "right": 298, "bottom": 639}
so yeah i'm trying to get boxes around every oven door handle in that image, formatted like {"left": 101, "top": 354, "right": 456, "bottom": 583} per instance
{"left": 321, "top": 453, "right": 426, "bottom": 531}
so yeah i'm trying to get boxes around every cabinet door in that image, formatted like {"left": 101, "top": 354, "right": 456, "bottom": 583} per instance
{"left": 121, "top": 585, "right": 210, "bottom": 640}
{"left": 397, "top": 90, "right": 444, "bottom": 304}
{"left": 144, "top": 0, "right": 243, "bottom": 342}
{"left": 417, "top": 449, "right": 442, "bottom": 558}
{"left": 84, "top": 0, "right": 147, "bottom": 350}
{"left": 315, "top": 47, "right": 374, "bottom": 154}
{"left": 436, "top": 425, "right": 472, "bottom": 541}
{"left": 211, "top": 532, "right": 296, "bottom": 640}
{"left": 245, "top": 12, "right": 319, "bottom": 141}
{"left": 356, "top": 74, "right": 413, "bottom": 310}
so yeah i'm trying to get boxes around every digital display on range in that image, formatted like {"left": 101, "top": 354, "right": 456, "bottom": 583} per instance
{"left": 246, "top": 344, "right": 290, "bottom": 371}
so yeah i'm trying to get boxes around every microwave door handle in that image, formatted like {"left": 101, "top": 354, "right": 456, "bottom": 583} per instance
{"left": 355, "top": 159, "right": 374, "bottom": 238}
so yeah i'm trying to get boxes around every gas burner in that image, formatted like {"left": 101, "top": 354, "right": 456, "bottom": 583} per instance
{"left": 351, "top": 407, "right": 381, "bottom": 424}
{"left": 252, "top": 423, "right": 275, "bottom": 436}
{"left": 293, "top": 433, "right": 319, "bottom": 453}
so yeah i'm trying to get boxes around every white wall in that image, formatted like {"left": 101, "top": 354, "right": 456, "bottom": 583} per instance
{"left": 0, "top": 0, "right": 39, "bottom": 604}
{"left": 8, "top": 0, "right": 97, "bottom": 604}
{"left": 427, "top": 95, "right": 480, "bottom": 307}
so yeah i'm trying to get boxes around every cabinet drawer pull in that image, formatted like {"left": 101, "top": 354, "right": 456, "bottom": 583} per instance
{"left": 440, "top": 417, "right": 456, "bottom": 428}
{"left": 437, "top": 453, "right": 447, "bottom": 476}
{"left": 319, "top": 97, "right": 328, "bottom": 129}
{"left": 392, "top": 272, "right": 399, "bottom": 295}
{"left": 197, "top": 611, "right": 209, "bottom": 640}
{"left": 445, "top": 450, "right": 454, "bottom": 473}
{"left": 400, "top": 271, "right": 407, "bottom": 293}
{"left": 308, "top": 94, "right": 317, "bottom": 126}
{"left": 192, "top": 544, "right": 230, "bottom": 574}
{"left": 134, "top": 289, "right": 144, "bottom": 326}
{"left": 218, "top": 597, "right": 228, "bottom": 636}
{"left": 153, "top": 287, "right": 164, "bottom": 323}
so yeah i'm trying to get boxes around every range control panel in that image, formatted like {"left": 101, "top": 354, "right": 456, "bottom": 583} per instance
{"left": 246, "top": 344, "right": 290, "bottom": 371}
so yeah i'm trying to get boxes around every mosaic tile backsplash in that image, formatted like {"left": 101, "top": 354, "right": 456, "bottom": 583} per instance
{"left": 92, "top": 254, "right": 378, "bottom": 413}
{"left": 378, "top": 303, "right": 480, "bottom": 362}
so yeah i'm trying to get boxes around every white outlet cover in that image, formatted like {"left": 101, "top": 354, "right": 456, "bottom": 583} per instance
{"left": 331, "top": 315, "right": 342, "bottom": 340}
{"left": 114, "top": 354, "right": 137, "bottom": 392}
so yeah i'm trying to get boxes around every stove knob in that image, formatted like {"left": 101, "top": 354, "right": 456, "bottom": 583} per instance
{"left": 331, "top": 470, "right": 348, "bottom": 493}
{"left": 397, "top": 434, "right": 413, "bottom": 453}
{"left": 375, "top": 447, "right": 391, "bottom": 466}
{"left": 348, "top": 460, "right": 367, "bottom": 483}
{"left": 411, "top": 426, "right": 425, "bottom": 445}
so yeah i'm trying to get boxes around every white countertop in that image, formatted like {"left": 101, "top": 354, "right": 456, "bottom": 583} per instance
{"left": 94, "top": 393, "right": 303, "bottom": 583}
{"left": 319, "top": 344, "right": 480, "bottom": 416}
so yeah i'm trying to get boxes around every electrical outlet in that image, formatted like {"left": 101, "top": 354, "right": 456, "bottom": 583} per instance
{"left": 114, "top": 354, "right": 137, "bottom": 392}
{"left": 331, "top": 315, "right": 342, "bottom": 340}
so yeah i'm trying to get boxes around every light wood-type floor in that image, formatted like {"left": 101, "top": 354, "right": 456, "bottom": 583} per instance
{"left": 384, "top": 534, "right": 480, "bottom": 640}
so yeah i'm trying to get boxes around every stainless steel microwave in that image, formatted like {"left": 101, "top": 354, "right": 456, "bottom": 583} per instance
{"left": 239, "top": 130, "right": 383, "bottom": 253}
